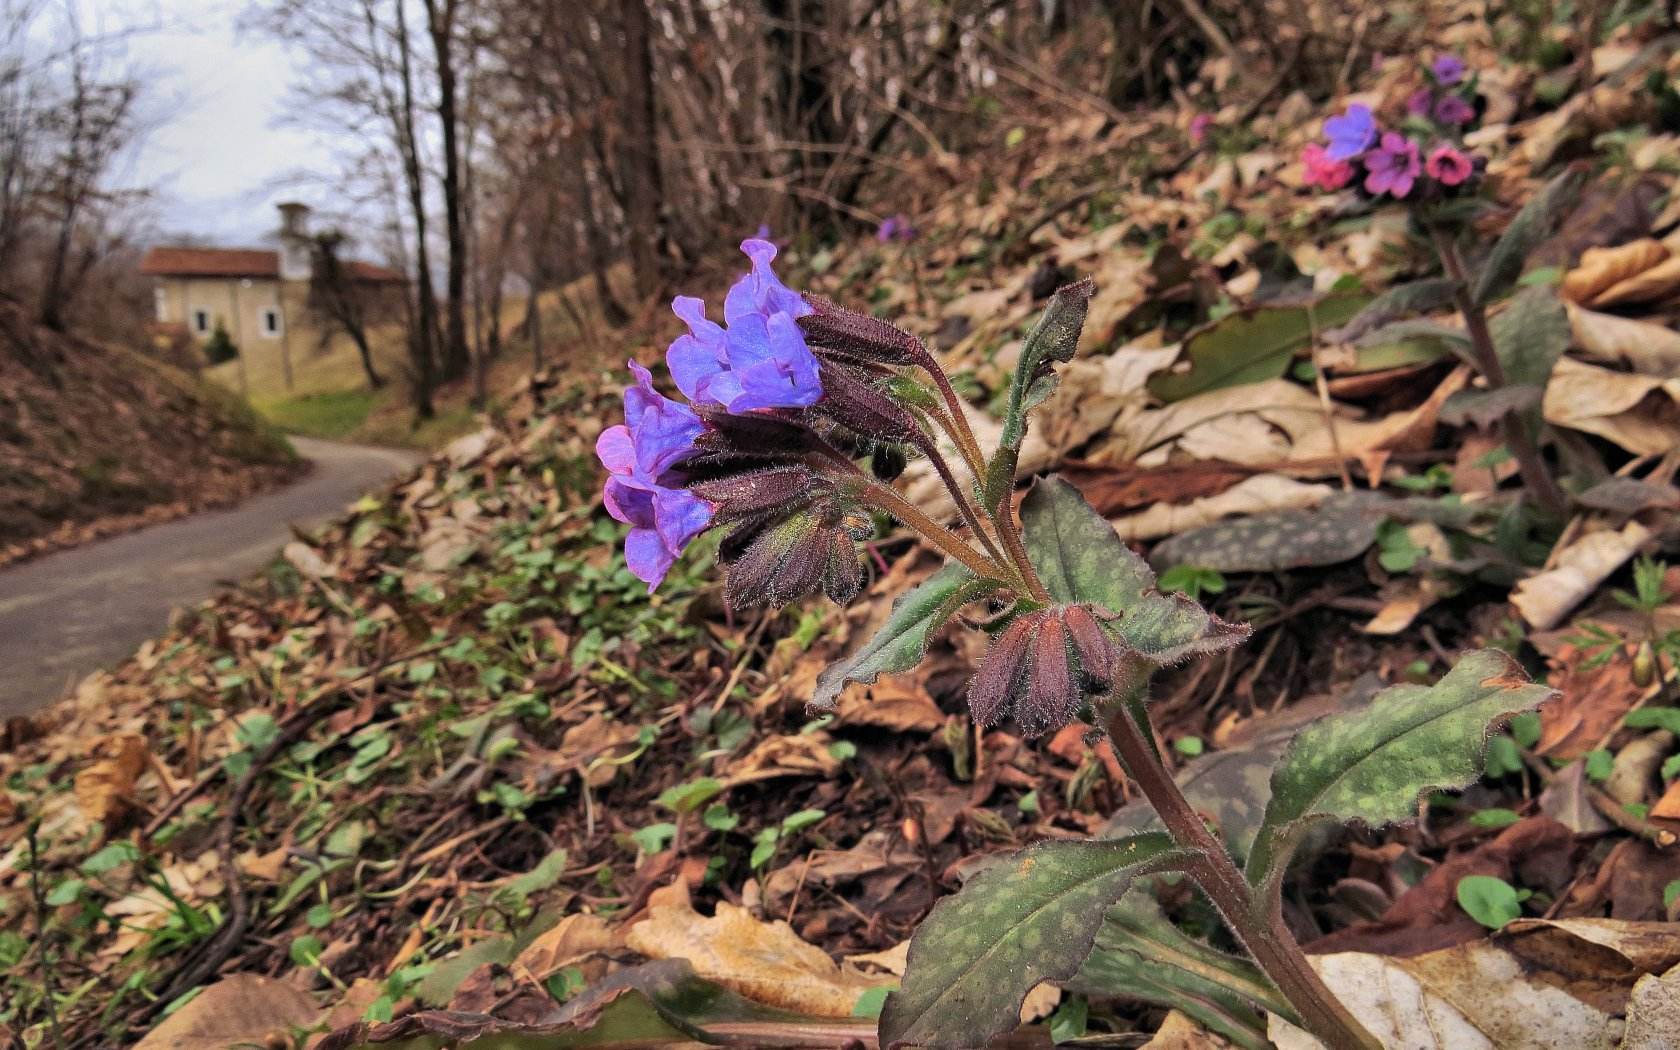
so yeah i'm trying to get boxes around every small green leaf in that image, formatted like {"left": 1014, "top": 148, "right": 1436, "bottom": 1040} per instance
{"left": 852, "top": 986, "right": 891, "bottom": 1019}
{"left": 630, "top": 823, "right": 677, "bottom": 855}
{"left": 81, "top": 841, "right": 139, "bottom": 875}
{"left": 828, "top": 740, "right": 858, "bottom": 761}
{"left": 1020, "top": 477, "right": 1247, "bottom": 666}
{"left": 781, "top": 808, "right": 826, "bottom": 834}
{"left": 45, "top": 878, "right": 84, "bottom": 906}
{"left": 1586, "top": 749, "right": 1614, "bottom": 783}
{"left": 1174, "top": 736, "right": 1205, "bottom": 757}
{"left": 1017, "top": 790, "right": 1040, "bottom": 815}
{"left": 656, "top": 777, "right": 724, "bottom": 815}
{"left": 1509, "top": 711, "right": 1543, "bottom": 749}
{"left": 1324, "top": 278, "right": 1461, "bottom": 343}
{"left": 1147, "top": 292, "right": 1370, "bottom": 403}
{"left": 290, "top": 933, "right": 325, "bottom": 967}
{"left": 1664, "top": 879, "right": 1680, "bottom": 911}
{"left": 1048, "top": 995, "right": 1089, "bottom": 1043}
{"left": 812, "top": 565, "right": 993, "bottom": 710}
{"left": 702, "top": 803, "right": 739, "bottom": 832}
{"left": 504, "top": 849, "right": 568, "bottom": 899}
{"left": 1473, "top": 170, "right": 1582, "bottom": 305}
{"left": 1457, "top": 874, "right": 1523, "bottom": 929}
{"left": 1626, "top": 707, "right": 1680, "bottom": 734}
{"left": 749, "top": 827, "right": 779, "bottom": 869}
{"left": 880, "top": 834, "right": 1189, "bottom": 1050}
{"left": 306, "top": 902, "right": 335, "bottom": 928}
{"left": 1469, "top": 807, "right": 1522, "bottom": 829}
{"left": 1247, "top": 651, "right": 1553, "bottom": 885}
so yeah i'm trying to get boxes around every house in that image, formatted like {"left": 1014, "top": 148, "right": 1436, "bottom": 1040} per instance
{"left": 139, "top": 203, "right": 404, "bottom": 381}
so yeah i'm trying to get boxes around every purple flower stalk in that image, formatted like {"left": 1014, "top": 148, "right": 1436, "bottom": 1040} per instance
{"left": 668, "top": 238, "right": 823, "bottom": 414}
{"left": 1363, "top": 132, "right": 1422, "bottom": 198}
{"left": 1322, "top": 103, "right": 1377, "bottom": 161}
{"left": 1432, "top": 54, "right": 1466, "bottom": 86}
{"left": 597, "top": 362, "right": 714, "bottom": 590}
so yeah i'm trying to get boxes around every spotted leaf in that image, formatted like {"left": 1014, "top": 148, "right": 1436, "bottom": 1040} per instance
{"left": 880, "top": 834, "right": 1190, "bottom": 1050}
{"left": 1246, "top": 650, "right": 1554, "bottom": 886}
{"left": 1020, "top": 476, "right": 1247, "bottom": 667}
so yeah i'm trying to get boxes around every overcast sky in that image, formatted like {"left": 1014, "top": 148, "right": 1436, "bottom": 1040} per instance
{"left": 93, "top": 0, "right": 338, "bottom": 245}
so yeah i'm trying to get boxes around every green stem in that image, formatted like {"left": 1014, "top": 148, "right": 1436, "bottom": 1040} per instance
{"left": 1431, "top": 227, "right": 1568, "bottom": 518}
{"left": 916, "top": 434, "right": 1010, "bottom": 567}
{"left": 1102, "top": 697, "right": 1382, "bottom": 1050}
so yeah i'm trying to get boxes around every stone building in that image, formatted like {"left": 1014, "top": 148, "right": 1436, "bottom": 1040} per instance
{"left": 139, "top": 203, "right": 404, "bottom": 386}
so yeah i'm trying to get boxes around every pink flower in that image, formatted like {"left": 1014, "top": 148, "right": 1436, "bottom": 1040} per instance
{"left": 1190, "top": 114, "right": 1214, "bottom": 146}
{"left": 1301, "top": 142, "right": 1354, "bottom": 191}
{"left": 1426, "top": 145, "right": 1473, "bottom": 186}
{"left": 1363, "top": 132, "right": 1422, "bottom": 198}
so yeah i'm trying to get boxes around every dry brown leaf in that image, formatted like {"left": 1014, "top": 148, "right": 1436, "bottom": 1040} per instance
{"left": 134, "top": 973, "right": 319, "bottom": 1050}
{"left": 558, "top": 715, "right": 641, "bottom": 787}
{"left": 836, "top": 675, "right": 945, "bottom": 733}
{"left": 1591, "top": 254, "right": 1680, "bottom": 308}
{"left": 1561, "top": 240, "right": 1668, "bottom": 304}
{"left": 1107, "top": 474, "right": 1332, "bottom": 541}
{"left": 74, "top": 732, "right": 147, "bottom": 828}
{"left": 1143, "top": 1010, "right": 1236, "bottom": 1049}
{"left": 1512, "top": 521, "right": 1654, "bottom": 630}
{"left": 723, "top": 733, "right": 841, "bottom": 786}
{"left": 625, "top": 897, "right": 887, "bottom": 1016}
{"left": 1537, "top": 644, "right": 1650, "bottom": 759}
{"left": 1566, "top": 303, "right": 1680, "bottom": 375}
{"left": 1363, "top": 575, "right": 1455, "bottom": 636}
{"left": 1543, "top": 358, "right": 1680, "bottom": 457}
{"left": 510, "top": 913, "right": 617, "bottom": 982}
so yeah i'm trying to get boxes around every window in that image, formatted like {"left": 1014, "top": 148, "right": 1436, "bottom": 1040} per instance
{"left": 192, "top": 309, "right": 209, "bottom": 334}
{"left": 154, "top": 288, "right": 167, "bottom": 322}
{"left": 262, "top": 308, "right": 282, "bottom": 337}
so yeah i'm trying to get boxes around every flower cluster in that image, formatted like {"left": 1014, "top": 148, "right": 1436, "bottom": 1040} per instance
{"left": 598, "top": 237, "right": 931, "bottom": 599}
{"left": 876, "top": 214, "right": 916, "bottom": 243}
{"left": 1301, "top": 54, "right": 1480, "bottom": 200}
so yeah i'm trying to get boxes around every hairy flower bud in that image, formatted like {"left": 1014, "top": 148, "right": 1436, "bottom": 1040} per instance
{"left": 689, "top": 406, "right": 821, "bottom": 466}
{"left": 798, "top": 294, "right": 921, "bottom": 365}
{"left": 967, "top": 603, "right": 1126, "bottom": 738}
{"left": 870, "top": 444, "right": 908, "bottom": 481}
{"left": 722, "top": 499, "right": 871, "bottom": 609}
{"left": 816, "top": 363, "right": 924, "bottom": 445}
{"left": 690, "top": 466, "right": 825, "bottom": 521}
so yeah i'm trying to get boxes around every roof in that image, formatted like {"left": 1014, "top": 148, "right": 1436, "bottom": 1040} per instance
{"left": 139, "top": 246, "right": 406, "bottom": 284}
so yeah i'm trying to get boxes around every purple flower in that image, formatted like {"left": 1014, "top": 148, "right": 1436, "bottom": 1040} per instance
{"left": 667, "top": 239, "right": 823, "bottom": 414}
{"left": 876, "top": 216, "right": 900, "bottom": 242}
{"left": 1363, "top": 132, "right": 1422, "bottom": 198}
{"left": 597, "top": 361, "right": 713, "bottom": 590}
{"left": 1407, "top": 88, "right": 1433, "bottom": 117}
{"left": 1434, "top": 94, "right": 1474, "bottom": 126}
{"left": 1189, "top": 113, "right": 1214, "bottom": 146}
{"left": 1432, "top": 55, "right": 1466, "bottom": 86}
{"left": 1425, "top": 144, "right": 1473, "bottom": 186}
{"left": 1323, "top": 103, "right": 1377, "bottom": 161}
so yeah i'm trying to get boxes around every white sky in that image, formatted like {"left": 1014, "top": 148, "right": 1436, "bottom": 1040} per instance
{"left": 90, "top": 0, "right": 339, "bottom": 245}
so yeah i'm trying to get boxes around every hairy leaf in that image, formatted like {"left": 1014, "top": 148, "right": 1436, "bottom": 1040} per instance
{"left": 1149, "top": 505, "right": 1385, "bottom": 573}
{"left": 1246, "top": 651, "right": 1555, "bottom": 884}
{"left": 1352, "top": 318, "right": 1470, "bottom": 350}
{"left": 1490, "top": 286, "right": 1570, "bottom": 388}
{"left": 1020, "top": 476, "right": 1248, "bottom": 665}
{"left": 810, "top": 564, "right": 992, "bottom": 710}
{"left": 1439, "top": 385, "right": 1544, "bottom": 429}
{"left": 982, "top": 282, "right": 1094, "bottom": 512}
{"left": 1324, "top": 278, "right": 1461, "bottom": 344}
{"left": 1068, "top": 894, "right": 1281, "bottom": 1050}
{"left": 1146, "top": 292, "right": 1369, "bottom": 403}
{"left": 880, "top": 834, "right": 1188, "bottom": 1049}
{"left": 1474, "top": 170, "right": 1583, "bottom": 305}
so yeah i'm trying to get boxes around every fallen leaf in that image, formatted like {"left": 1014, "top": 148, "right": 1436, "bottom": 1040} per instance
{"left": 558, "top": 715, "right": 642, "bottom": 788}
{"left": 1059, "top": 460, "right": 1253, "bottom": 517}
{"left": 1536, "top": 645, "right": 1649, "bottom": 759}
{"left": 1108, "top": 474, "right": 1333, "bottom": 542}
{"left": 1567, "top": 304, "right": 1680, "bottom": 374}
{"left": 625, "top": 897, "right": 887, "bottom": 1016}
{"left": 836, "top": 675, "right": 945, "bottom": 733}
{"left": 1544, "top": 358, "right": 1680, "bottom": 457}
{"left": 1143, "top": 1010, "right": 1236, "bottom": 1049}
{"left": 1512, "top": 521, "right": 1654, "bottom": 630}
{"left": 134, "top": 973, "right": 319, "bottom": 1050}
{"left": 510, "top": 913, "right": 618, "bottom": 982}
{"left": 283, "top": 540, "right": 336, "bottom": 578}
{"left": 74, "top": 732, "right": 147, "bottom": 828}
{"left": 1561, "top": 239, "right": 1668, "bottom": 304}
{"left": 1591, "top": 254, "right": 1680, "bottom": 308}
{"left": 722, "top": 733, "right": 841, "bottom": 785}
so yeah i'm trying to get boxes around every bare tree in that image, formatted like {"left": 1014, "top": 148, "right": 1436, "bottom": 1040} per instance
{"left": 307, "top": 229, "right": 385, "bottom": 389}
{"left": 422, "top": 0, "right": 471, "bottom": 382}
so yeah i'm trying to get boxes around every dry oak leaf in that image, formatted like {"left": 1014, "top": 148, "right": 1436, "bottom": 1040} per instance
{"left": 1543, "top": 358, "right": 1680, "bottom": 458}
{"left": 722, "top": 732, "right": 841, "bottom": 786}
{"left": 74, "top": 732, "right": 147, "bottom": 828}
{"left": 625, "top": 897, "right": 887, "bottom": 1016}
{"left": 1561, "top": 239, "right": 1668, "bottom": 304}
{"left": 1512, "top": 521, "right": 1653, "bottom": 630}
{"left": 510, "top": 913, "right": 618, "bottom": 982}
{"left": 1591, "top": 254, "right": 1680, "bottom": 308}
{"left": 134, "top": 973, "right": 319, "bottom": 1050}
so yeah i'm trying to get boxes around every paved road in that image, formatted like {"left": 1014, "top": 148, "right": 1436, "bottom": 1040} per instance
{"left": 0, "top": 437, "right": 424, "bottom": 719}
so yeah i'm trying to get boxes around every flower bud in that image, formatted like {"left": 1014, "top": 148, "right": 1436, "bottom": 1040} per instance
{"left": 690, "top": 467, "right": 825, "bottom": 521}
{"left": 798, "top": 294, "right": 921, "bottom": 365}
{"left": 816, "top": 363, "right": 924, "bottom": 445}
{"left": 967, "top": 603, "right": 1126, "bottom": 738}
{"left": 722, "top": 499, "right": 871, "bottom": 608}
{"left": 870, "top": 444, "right": 909, "bottom": 481}
{"left": 690, "top": 406, "right": 820, "bottom": 466}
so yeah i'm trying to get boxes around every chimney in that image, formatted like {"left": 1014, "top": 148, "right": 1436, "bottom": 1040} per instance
{"left": 277, "top": 201, "right": 312, "bottom": 282}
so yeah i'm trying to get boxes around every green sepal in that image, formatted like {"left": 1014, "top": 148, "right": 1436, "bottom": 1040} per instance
{"left": 1019, "top": 476, "right": 1248, "bottom": 666}
{"left": 1245, "top": 650, "right": 1555, "bottom": 886}
{"left": 810, "top": 564, "right": 995, "bottom": 710}
{"left": 879, "top": 834, "right": 1190, "bottom": 1050}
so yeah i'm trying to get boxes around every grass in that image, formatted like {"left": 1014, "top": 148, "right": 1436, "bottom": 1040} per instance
{"left": 253, "top": 389, "right": 378, "bottom": 440}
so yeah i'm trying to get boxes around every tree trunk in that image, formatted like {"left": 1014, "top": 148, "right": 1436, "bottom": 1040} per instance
{"left": 617, "top": 0, "right": 666, "bottom": 289}
{"left": 425, "top": 0, "right": 470, "bottom": 383}
{"left": 351, "top": 328, "right": 384, "bottom": 389}
{"left": 394, "top": 0, "right": 437, "bottom": 419}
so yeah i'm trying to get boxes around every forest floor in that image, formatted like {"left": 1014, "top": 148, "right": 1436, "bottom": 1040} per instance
{"left": 4, "top": 15, "right": 1680, "bottom": 1050}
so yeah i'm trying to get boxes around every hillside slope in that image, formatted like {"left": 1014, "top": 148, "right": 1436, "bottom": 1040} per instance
{"left": 0, "top": 300, "right": 303, "bottom": 565}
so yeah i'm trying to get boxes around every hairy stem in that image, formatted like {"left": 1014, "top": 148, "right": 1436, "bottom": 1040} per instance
{"left": 916, "top": 434, "right": 1010, "bottom": 567}
{"left": 1102, "top": 697, "right": 1382, "bottom": 1050}
{"left": 858, "top": 480, "right": 1007, "bottom": 582}
{"left": 1431, "top": 228, "right": 1568, "bottom": 517}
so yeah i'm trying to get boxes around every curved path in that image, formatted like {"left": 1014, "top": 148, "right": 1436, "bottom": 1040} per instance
{"left": 0, "top": 437, "right": 424, "bottom": 719}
